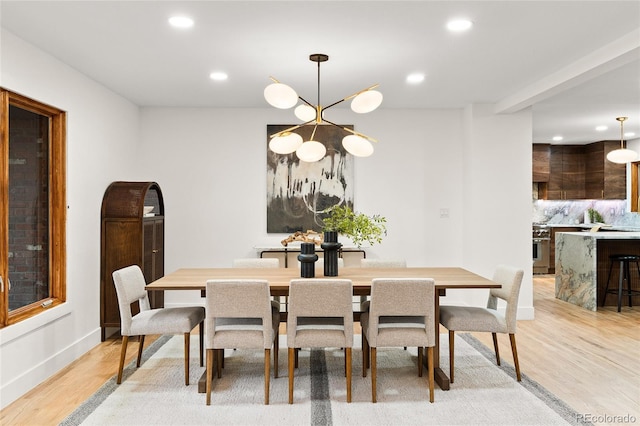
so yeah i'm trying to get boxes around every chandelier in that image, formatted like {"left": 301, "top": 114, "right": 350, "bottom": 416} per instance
{"left": 606, "top": 116, "right": 638, "bottom": 164}
{"left": 264, "top": 53, "right": 382, "bottom": 162}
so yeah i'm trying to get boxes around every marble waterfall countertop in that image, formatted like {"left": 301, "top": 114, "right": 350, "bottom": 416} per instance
{"left": 554, "top": 231, "right": 640, "bottom": 311}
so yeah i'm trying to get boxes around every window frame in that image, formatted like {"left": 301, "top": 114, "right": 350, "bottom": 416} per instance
{"left": 0, "top": 88, "right": 67, "bottom": 328}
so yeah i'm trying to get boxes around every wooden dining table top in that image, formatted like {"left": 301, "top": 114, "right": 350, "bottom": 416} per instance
{"left": 145, "top": 266, "right": 499, "bottom": 296}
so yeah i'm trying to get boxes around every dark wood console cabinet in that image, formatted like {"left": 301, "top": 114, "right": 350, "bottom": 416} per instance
{"left": 100, "top": 181, "right": 165, "bottom": 340}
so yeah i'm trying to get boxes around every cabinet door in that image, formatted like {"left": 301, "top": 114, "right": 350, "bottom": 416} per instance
{"left": 548, "top": 145, "right": 585, "bottom": 199}
{"left": 561, "top": 146, "right": 585, "bottom": 199}
{"left": 603, "top": 141, "right": 626, "bottom": 199}
{"left": 143, "top": 218, "right": 164, "bottom": 308}
{"left": 102, "top": 220, "right": 141, "bottom": 326}
{"left": 532, "top": 144, "right": 550, "bottom": 182}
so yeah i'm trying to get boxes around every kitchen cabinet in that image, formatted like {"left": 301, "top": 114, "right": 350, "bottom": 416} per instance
{"left": 538, "top": 142, "right": 626, "bottom": 200}
{"left": 100, "top": 181, "right": 165, "bottom": 340}
{"left": 532, "top": 144, "right": 550, "bottom": 182}
{"left": 548, "top": 145, "right": 585, "bottom": 200}
{"left": 584, "top": 141, "right": 626, "bottom": 199}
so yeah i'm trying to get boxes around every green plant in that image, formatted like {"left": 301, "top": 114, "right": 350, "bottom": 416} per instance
{"left": 322, "top": 205, "right": 387, "bottom": 248}
{"left": 588, "top": 208, "right": 604, "bottom": 223}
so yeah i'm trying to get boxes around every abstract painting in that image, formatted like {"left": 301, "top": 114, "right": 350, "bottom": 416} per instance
{"left": 267, "top": 124, "right": 354, "bottom": 233}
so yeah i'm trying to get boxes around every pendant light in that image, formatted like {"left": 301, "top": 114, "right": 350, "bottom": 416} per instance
{"left": 606, "top": 117, "right": 638, "bottom": 164}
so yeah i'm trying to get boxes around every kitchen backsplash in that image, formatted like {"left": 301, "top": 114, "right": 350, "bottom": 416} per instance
{"left": 532, "top": 198, "right": 640, "bottom": 227}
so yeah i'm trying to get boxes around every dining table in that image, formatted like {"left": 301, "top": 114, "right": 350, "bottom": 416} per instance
{"left": 145, "top": 266, "right": 500, "bottom": 392}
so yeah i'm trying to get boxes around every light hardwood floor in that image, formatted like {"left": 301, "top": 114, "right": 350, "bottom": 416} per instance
{"left": 1, "top": 275, "right": 639, "bottom": 425}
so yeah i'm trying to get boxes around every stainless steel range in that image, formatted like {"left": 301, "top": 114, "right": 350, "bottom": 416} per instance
{"left": 533, "top": 224, "right": 550, "bottom": 274}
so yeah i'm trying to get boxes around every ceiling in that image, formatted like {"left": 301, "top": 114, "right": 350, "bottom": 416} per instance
{"left": 1, "top": 1, "right": 639, "bottom": 145}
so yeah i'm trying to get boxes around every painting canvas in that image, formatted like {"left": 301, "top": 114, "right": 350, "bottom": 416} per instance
{"left": 267, "top": 124, "right": 354, "bottom": 233}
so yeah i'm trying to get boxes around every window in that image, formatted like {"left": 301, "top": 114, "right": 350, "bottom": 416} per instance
{"left": 0, "top": 88, "right": 66, "bottom": 327}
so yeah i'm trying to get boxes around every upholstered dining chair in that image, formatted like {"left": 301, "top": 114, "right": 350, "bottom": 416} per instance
{"left": 287, "top": 278, "right": 353, "bottom": 404}
{"left": 439, "top": 264, "right": 524, "bottom": 383}
{"left": 359, "top": 258, "right": 407, "bottom": 304}
{"left": 204, "top": 279, "right": 280, "bottom": 405}
{"left": 232, "top": 258, "right": 280, "bottom": 268}
{"left": 360, "top": 278, "right": 436, "bottom": 403}
{"left": 233, "top": 257, "right": 283, "bottom": 309}
{"left": 112, "top": 265, "right": 205, "bottom": 385}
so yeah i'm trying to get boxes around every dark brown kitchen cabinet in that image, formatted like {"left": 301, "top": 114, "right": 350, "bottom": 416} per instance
{"left": 532, "top": 144, "right": 550, "bottom": 182}
{"left": 100, "top": 181, "right": 165, "bottom": 340}
{"left": 584, "top": 141, "right": 626, "bottom": 199}
{"left": 541, "top": 141, "right": 626, "bottom": 200}
{"left": 548, "top": 145, "right": 585, "bottom": 200}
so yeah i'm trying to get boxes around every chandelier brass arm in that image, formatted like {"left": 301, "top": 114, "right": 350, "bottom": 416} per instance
{"left": 322, "top": 118, "right": 378, "bottom": 143}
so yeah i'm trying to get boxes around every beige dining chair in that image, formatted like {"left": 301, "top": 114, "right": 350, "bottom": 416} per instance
{"left": 112, "top": 265, "right": 205, "bottom": 385}
{"left": 233, "top": 257, "right": 283, "bottom": 309}
{"left": 232, "top": 258, "right": 280, "bottom": 268}
{"left": 439, "top": 264, "right": 524, "bottom": 383}
{"left": 359, "top": 258, "right": 408, "bottom": 307}
{"left": 360, "top": 278, "right": 436, "bottom": 403}
{"left": 287, "top": 278, "right": 354, "bottom": 404}
{"left": 204, "top": 279, "right": 280, "bottom": 405}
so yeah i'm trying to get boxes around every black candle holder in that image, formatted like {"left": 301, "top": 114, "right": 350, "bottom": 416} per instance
{"left": 298, "top": 242, "right": 318, "bottom": 278}
{"left": 321, "top": 231, "right": 342, "bottom": 276}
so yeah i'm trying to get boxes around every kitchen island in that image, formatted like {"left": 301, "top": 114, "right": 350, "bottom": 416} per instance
{"left": 555, "top": 231, "right": 640, "bottom": 310}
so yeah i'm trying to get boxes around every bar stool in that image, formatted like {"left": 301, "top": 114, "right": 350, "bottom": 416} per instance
{"left": 601, "top": 254, "right": 640, "bottom": 312}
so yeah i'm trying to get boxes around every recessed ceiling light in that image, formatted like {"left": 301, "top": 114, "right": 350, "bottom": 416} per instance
{"left": 446, "top": 19, "right": 473, "bottom": 32}
{"left": 552, "top": 136, "right": 563, "bottom": 141}
{"left": 625, "top": 132, "right": 636, "bottom": 137}
{"left": 209, "top": 72, "right": 228, "bottom": 81}
{"left": 406, "top": 73, "right": 425, "bottom": 84}
{"left": 168, "top": 16, "right": 194, "bottom": 28}
{"left": 595, "top": 125, "right": 608, "bottom": 131}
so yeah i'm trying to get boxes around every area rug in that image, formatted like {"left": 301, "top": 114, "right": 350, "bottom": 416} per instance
{"left": 61, "top": 334, "right": 589, "bottom": 426}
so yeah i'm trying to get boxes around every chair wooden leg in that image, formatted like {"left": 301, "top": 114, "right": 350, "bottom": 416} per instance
{"left": 206, "top": 349, "right": 214, "bottom": 405}
{"left": 264, "top": 348, "right": 271, "bottom": 405}
{"left": 184, "top": 333, "right": 191, "bottom": 385}
{"left": 448, "top": 330, "right": 455, "bottom": 384}
{"left": 346, "top": 347, "right": 352, "bottom": 403}
{"left": 427, "top": 346, "right": 435, "bottom": 403}
{"left": 509, "top": 333, "right": 522, "bottom": 381}
{"left": 362, "top": 334, "right": 369, "bottom": 377}
{"left": 117, "top": 336, "right": 129, "bottom": 384}
{"left": 199, "top": 321, "right": 204, "bottom": 367}
{"left": 273, "top": 330, "right": 279, "bottom": 379}
{"left": 288, "top": 348, "right": 295, "bottom": 404}
{"left": 371, "top": 347, "right": 377, "bottom": 403}
{"left": 492, "top": 332, "right": 501, "bottom": 366}
{"left": 136, "top": 335, "right": 145, "bottom": 367}
{"left": 344, "top": 348, "right": 347, "bottom": 377}
{"left": 418, "top": 346, "right": 423, "bottom": 377}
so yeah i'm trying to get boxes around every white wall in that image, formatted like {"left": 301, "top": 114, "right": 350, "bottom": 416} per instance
{"left": 0, "top": 28, "right": 533, "bottom": 408}
{"left": 0, "top": 29, "right": 140, "bottom": 409}
{"left": 137, "top": 107, "right": 470, "bottom": 305}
